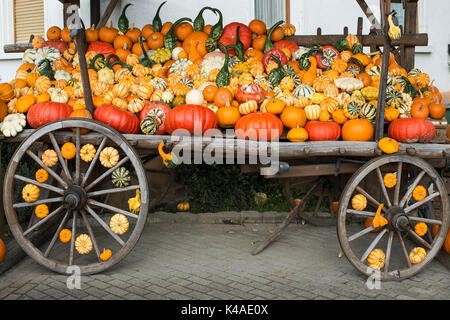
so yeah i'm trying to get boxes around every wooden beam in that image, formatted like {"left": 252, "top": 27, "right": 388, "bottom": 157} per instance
{"left": 90, "top": 0, "right": 101, "bottom": 26}
{"left": 96, "top": 0, "right": 120, "bottom": 30}
{"left": 242, "top": 163, "right": 361, "bottom": 178}
{"left": 402, "top": 0, "right": 419, "bottom": 71}
{"left": 355, "top": 0, "right": 382, "bottom": 32}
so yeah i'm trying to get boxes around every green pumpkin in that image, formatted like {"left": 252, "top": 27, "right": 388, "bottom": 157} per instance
{"left": 111, "top": 167, "right": 131, "bottom": 188}
{"left": 298, "top": 53, "right": 311, "bottom": 70}
{"left": 344, "top": 101, "right": 361, "bottom": 119}
{"left": 140, "top": 115, "right": 160, "bottom": 135}
{"left": 351, "top": 43, "right": 363, "bottom": 54}
{"left": 360, "top": 103, "right": 377, "bottom": 121}
{"left": 205, "top": 38, "right": 218, "bottom": 53}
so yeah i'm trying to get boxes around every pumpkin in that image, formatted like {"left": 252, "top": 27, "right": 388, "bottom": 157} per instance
{"left": 61, "top": 142, "right": 76, "bottom": 160}
{"left": 409, "top": 247, "right": 426, "bottom": 264}
{"left": 100, "top": 249, "right": 112, "bottom": 262}
{"left": 414, "top": 222, "right": 428, "bottom": 237}
{"left": 412, "top": 185, "right": 427, "bottom": 201}
{"left": 352, "top": 194, "right": 367, "bottom": 211}
{"left": 22, "top": 184, "right": 40, "bottom": 202}
{"left": 165, "top": 104, "right": 218, "bottom": 135}
{"left": 334, "top": 77, "right": 364, "bottom": 92}
{"left": 342, "top": 119, "right": 374, "bottom": 142}
{"left": 280, "top": 106, "right": 307, "bottom": 129}
{"left": 343, "top": 101, "right": 361, "bottom": 119}
{"left": 388, "top": 118, "right": 435, "bottom": 143}
{"left": 235, "top": 112, "right": 283, "bottom": 141}
{"left": 87, "top": 41, "right": 115, "bottom": 58}
{"left": 384, "top": 173, "right": 397, "bottom": 188}
{"left": 110, "top": 213, "right": 129, "bottom": 235}
{"left": 0, "top": 83, "right": 15, "bottom": 102}
{"left": 249, "top": 19, "right": 267, "bottom": 35}
{"left": 27, "top": 102, "right": 72, "bottom": 129}
{"left": 265, "top": 98, "right": 286, "bottom": 115}
{"left": 94, "top": 104, "right": 140, "bottom": 134}
{"left": 411, "top": 101, "right": 429, "bottom": 119}
{"left": 372, "top": 204, "right": 388, "bottom": 228}
{"left": 42, "top": 149, "right": 58, "bottom": 167}
{"left": 332, "top": 109, "right": 348, "bottom": 125}
{"left": 378, "top": 137, "right": 399, "bottom": 154}
{"left": 235, "top": 84, "right": 266, "bottom": 104}
{"left": 428, "top": 103, "right": 446, "bottom": 119}
{"left": 140, "top": 114, "right": 160, "bottom": 135}
{"left": 384, "top": 107, "right": 400, "bottom": 122}
{"left": 367, "top": 249, "right": 385, "bottom": 270}
{"left": 364, "top": 217, "right": 382, "bottom": 233}
{"left": 99, "top": 147, "right": 119, "bottom": 168}
{"left": 293, "top": 84, "right": 315, "bottom": 98}
{"left": 216, "top": 106, "right": 241, "bottom": 128}
{"left": 16, "top": 95, "right": 36, "bottom": 113}
{"left": 139, "top": 102, "right": 170, "bottom": 135}
{"left": 35, "top": 169, "right": 49, "bottom": 183}
{"left": 286, "top": 127, "right": 308, "bottom": 142}
{"left": 304, "top": 104, "right": 321, "bottom": 121}
{"left": 35, "top": 204, "right": 49, "bottom": 219}
{"left": 304, "top": 121, "right": 341, "bottom": 141}
{"left": 59, "top": 229, "right": 72, "bottom": 243}
{"left": 80, "top": 144, "right": 96, "bottom": 162}
{"left": 111, "top": 167, "right": 131, "bottom": 188}
{"left": 238, "top": 100, "right": 258, "bottom": 115}
{"left": 177, "top": 202, "right": 190, "bottom": 211}
{"left": 360, "top": 103, "right": 377, "bottom": 122}
{"left": 75, "top": 234, "right": 93, "bottom": 255}
{"left": 219, "top": 23, "right": 252, "bottom": 54}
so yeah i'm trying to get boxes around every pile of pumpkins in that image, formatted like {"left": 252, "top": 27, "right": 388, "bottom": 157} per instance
{"left": 0, "top": 2, "right": 446, "bottom": 144}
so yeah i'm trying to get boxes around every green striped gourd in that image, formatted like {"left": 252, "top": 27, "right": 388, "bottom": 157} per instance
{"left": 360, "top": 103, "right": 377, "bottom": 121}
{"left": 293, "top": 84, "right": 315, "bottom": 98}
{"left": 140, "top": 114, "right": 160, "bottom": 135}
{"left": 111, "top": 167, "right": 131, "bottom": 188}
{"left": 344, "top": 101, "right": 361, "bottom": 119}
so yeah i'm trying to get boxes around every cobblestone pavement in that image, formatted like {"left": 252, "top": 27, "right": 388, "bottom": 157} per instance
{"left": 0, "top": 222, "right": 449, "bottom": 300}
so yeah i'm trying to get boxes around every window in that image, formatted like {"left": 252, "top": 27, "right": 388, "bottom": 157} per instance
{"left": 254, "top": 0, "right": 287, "bottom": 26}
{"left": 14, "top": 0, "right": 45, "bottom": 43}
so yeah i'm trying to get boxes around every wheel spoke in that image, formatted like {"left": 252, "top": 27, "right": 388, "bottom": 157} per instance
{"left": 348, "top": 225, "right": 375, "bottom": 242}
{"left": 408, "top": 216, "right": 442, "bottom": 225}
{"left": 85, "top": 156, "right": 130, "bottom": 192}
{"left": 87, "top": 199, "right": 138, "bottom": 219}
{"left": 44, "top": 210, "right": 71, "bottom": 258}
{"left": 14, "top": 174, "right": 64, "bottom": 195}
{"left": 87, "top": 185, "right": 140, "bottom": 197}
{"left": 407, "top": 229, "right": 433, "bottom": 249}
{"left": 75, "top": 128, "right": 81, "bottom": 185}
{"left": 85, "top": 205, "right": 125, "bottom": 246}
{"left": 376, "top": 168, "right": 392, "bottom": 207}
{"left": 399, "top": 170, "right": 426, "bottom": 207}
{"left": 355, "top": 186, "right": 388, "bottom": 214}
{"left": 394, "top": 162, "right": 402, "bottom": 206}
{"left": 404, "top": 192, "right": 440, "bottom": 214}
{"left": 23, "top": 206, "right": 65, "bottom": 237}
{"left": 48, "top": 132, "right": 73, "bottom": 184}
{"left": 25, "top": 150, "right": 68, "bottom": 189}
{"left": 397, "top": 231, "right": 412, "bottom": 268}
{"left": 80, "top": 209, "right": 101, "bottom": 260}
{"left": 13, "top": 197, "right": 64, "bottom": 209}
{"left": 346, "top": 209, "right": 375, "bottom": 218}
{"left": 384, "top": 231, "right": 394, "bottom": 273}
{"left": 360, "top": 229, "right": 387, "bottom": 262}
{"left": 81, "top": 136, "right": 107, "bottom": 187}
{"left": 69, "top": 210, "right": 77, "bottom": 266}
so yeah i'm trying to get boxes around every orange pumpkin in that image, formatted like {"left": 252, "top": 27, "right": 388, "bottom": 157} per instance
{"left": 203, "top": 85, "right": 218, "bottom": 102}
{"left": 213, "top": 88, "right": 233, "bottom": 107}
{"left": 249, "top": 19, "right": 267, "bottom": 35}
{"left": 411, "top": 101, "right": 429, "bottom": 119}
{"left": 428, "top": 103, "right": 446, "bottom": 120}
{"left": 47, "top": 26, "right": 61, "bottom": 40}
{"left": 175, "top": 22, "right": 194, "bottom": 41}
{"left": 342, "top": 119, "right": 374, "bottom": 141}
{"left": 280, "top": 106, "right": 307, "bottom": 129}
{"left": 216, "top": 106, "right": 241, "bottom": 128}
{"left": 99, "top": 21, "right": 118, "bottom": 43}
{"left": 147, "top": 32, "right": 164, "bottom": 50}
{"left": 61, "top": 142, "right": 76, "bottom": 160}
{"left": 85, "top": 25, "right": 99, "bottom": 43}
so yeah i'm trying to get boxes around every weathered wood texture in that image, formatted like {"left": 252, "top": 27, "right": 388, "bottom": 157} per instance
{"left": 96, "top": 0, "right": 120, "bottom": 29}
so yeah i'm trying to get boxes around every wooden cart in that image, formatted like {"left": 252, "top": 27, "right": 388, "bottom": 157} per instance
{"left": 0, "top": 0, "right": 448, "bottom": 280}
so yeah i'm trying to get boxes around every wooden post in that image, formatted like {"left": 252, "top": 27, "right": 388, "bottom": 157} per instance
{"left": 355, "top": 0, "right": 382, "bottom": 33}
{"left": 96, "top": 0, "right": 120, "bottom": 30}
{"left": 0, "top": 144, "right": 4, "bottom": 241}
{"left": 76, "top": 31, "right": 94, "bottom": 114}
{"left": 402, "top": 0, "right": 418, "bottom": 71}
{"left": 90, "top": 0, "right": 101, "bottom": 26}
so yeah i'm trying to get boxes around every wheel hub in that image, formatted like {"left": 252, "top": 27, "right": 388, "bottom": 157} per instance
{"left": 386, "top": 206, "right": 410, "bottom": 232}
{"left": 63, "top": 185, "right": 87, "bottom": 210}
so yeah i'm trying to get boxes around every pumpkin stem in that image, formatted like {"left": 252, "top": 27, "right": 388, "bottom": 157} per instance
{"left": 152, "top": 1, "right": 167, "bottom": 32}
{"left": 264, "top": 20, "right": 284, "bottom": 53}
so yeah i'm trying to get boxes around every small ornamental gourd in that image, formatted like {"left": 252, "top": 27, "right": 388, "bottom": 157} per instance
{"left": 59, "top": 229, "right": 72, "bottom": 243}
{"left": 35, "top": 204, "right": 49, "bottom": 219}
{"left": 111, "top": 167, "right": 131, "bottom": 188}
{"left": 128, "top": 190, "right": 141, "bottom": 214}
{"left": 140, "top": 115, "right": 160, "bottom": 135}
{"left": 75, "top": 234, "right": 93, "bottom": 255}
{"left": 42, "top": 149, "right": 58, "bottom": 167}
{"left": 80, "top": 144, "right": 96, "bottom": 162}
{"left": 351, "top": 194, "right": 367, "bottom": 211}
{"left": 372, "top": 204, "right": 388, "bottom": 229}
{"left": 409, "top": 247, "right": 426, "bottom": 264}
{"left": 414, "top": 222, "right": 428, "bottom": 237}
{"left": 383, "top": 173, "right": 397, "bottom": 188}
{"left": 100, "top": 147, "right": 119, "bottom": 168}
{"left": 22, "top": 184, "right": 40, "bottom": 203}
{"left": 100, "top": 249, "right": 112, "bottom": 261}
{"left": 35, "top": 169, "right": 49, "bottom": 183}
{"left": 0, "top": 113, "right": 27, "bottom": 137}
{"left": 367, "top": 249, "right": 385, "bottom": 270}
{"left": 110, "top": 213, "right": 129, "bottom": 235}
{"left": 413, "top": 185, "right": 427, "bottom": 201}
{"left": 378, "top": 137, "right": 399, "bottom": 154}
{"left": 177, "top": 202, "right": 190, "bottom": 211}
{"left": 343, "top": 101, "right": 361, "bottom": 120}
{"left": 61, "top": 142, "right": 76, "bottom": 160}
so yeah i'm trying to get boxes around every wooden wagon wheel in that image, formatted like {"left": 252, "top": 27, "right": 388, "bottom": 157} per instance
{"left": 337, "top": 155, "right": 449, "bottom": 280}
{"left": 3, "top": 119, "right": 149, "bottom": 275}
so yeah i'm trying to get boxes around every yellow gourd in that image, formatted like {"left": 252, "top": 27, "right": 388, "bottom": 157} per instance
{"left": 372, "top": 204, "right": 388, "bottom": 228}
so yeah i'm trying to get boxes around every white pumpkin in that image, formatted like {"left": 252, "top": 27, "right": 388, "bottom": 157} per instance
{"left": 334, "top": 77, "right": 364, "bottom": 92}
{"left": 171, "top": 47, "right": 184, "bottom": 60}
{"left": 22, "top": 49, "right": 36, "bottom": 64}
{"left": 185, "top": 89, "right": 204, "bottom": 105}
{"left": 0, "top": 113, "right": 27, "bottom": 137}
{"left": 35, "top": 47, "right": 60, "bottom": 66}
{"left": 54, "top": 70, "right": 71, "bottom": 81}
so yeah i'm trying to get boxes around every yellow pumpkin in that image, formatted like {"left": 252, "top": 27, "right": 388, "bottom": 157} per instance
{"left": 286, "top": 127, "right": 308, "bottom": 142}
{"left": 351, "top": 194, "right": 367, "bottom": 211}
{"left": 378, "top": 137, "right": 399, "bottom": 154}
{"left": 409, "top": 247, "right": 426, "bottom": 264}
{"left": 383, "top": 173, "right": 397, "bottom": 188}
{"left": 110, "top": 213, "right": 129, "bottom": 235}
{"left": 75, "top": 234, "right": 93, "bottom": 255}
{"left": 367, "top": 249, "right": 385, "bottom": 270}
{"left": 99, "top": 147, "right": 119, "bottom": 168}
{"left": 414, "top": 222, "right": 428, "bottom": 237}
{"left": 412, "top": 185, "right": 427, "bottom": 201}
{"left": 35, "top": 204, "right": 49, "bottom": 219}
{"left": 22, "top": 184, "right": 40, "bottom": 202}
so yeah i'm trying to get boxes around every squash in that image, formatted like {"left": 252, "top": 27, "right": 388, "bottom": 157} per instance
{"left": 378, "top": 137, "right": 399, "bottom": 154}
{"left": 99, "top": 147, "right": 120, "bottom": 168}
{"left": 177, "top": 202, "right": 191, "bottom": 211}
{"left": 235, "top": 112, "right": 283, "bottom": 141}
{"left": 75, "top": 234, "right": 93, "bottom": 255}
{"left": 0, "top": 239, "right": 5, "bottom": 263}
{"left": 0, "top": 113, "right": 27, "bottom": 137}
{"left": 304, "top": 121, "right": 341, "bottom": 141}
{"left": 61, "top": 142, "right": 76, "bottom": 160}
{"left": 334, "top": 77, "right": 364, "bottom": 92}
{"left": 367, "top": 249, "right": 385, "bottom": 270}
{"left": 388, "top": 118, "right": 435, "bottom": 143}
{"left": 35, "top": 204, "right": 49, "bottom": 219}
{"left": 22, "top": 184, "right": 40, "bottom": 203}
{"left": 409, "top": 247, "right": 426, "bottom": 264}
{"left": 42, "top": 149, "right": 58, "bottom": 167}
{"left": 59, "top": 229, "right": 72, "bottom": 243}
{"left": 304, "top": 104, "right": 321, "bottom": 121}
{"left": 414, "top": 222, "right": 428, "bottom": 237}
{"left": 372, "top": 204, "right": 388, "bottom": 228}
{"left": 341, "top": 119, "right": 374, "bottom": 141}
{"left": 360, "top": 103, "right": 377, "bottom": 122}
{"left": 383, "top": 173, "right": 397, "bottom": 188}
{"left": 111, "top": 167, "right": 131, "bottom": 188}
{"left": 292, "top": 84, "right": 315, "bottom": 98}
{"left": 110, "top": 213, "right": 129, "bottom": 235}
{"left": 351, "top": 194, "right": 367, "bottom": 211}
{"left": 27, "top": 102, "right": 72, "bottom": 129}
{"left": 280, "top": 106, "right": 307, "bottom": 129}
{"left": 35, "top": 169, "right": 49, "bottom": 183}
{"left": 412, "top": 185, "right": 427, "bottom": 201}
{"left": 343, "top": 101, "right": 361, "bottom": 120}
{"left": 128, "top": 190, "right": 141, "bottom": 214}
{"left": 80, "top": 144, "right": 96, "bottom": 162}
{"left": 286, "top": 126, "right": 308, "bottom": 142}
{"left": 100, "top": 249, "right": 112, "bottom": 262}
